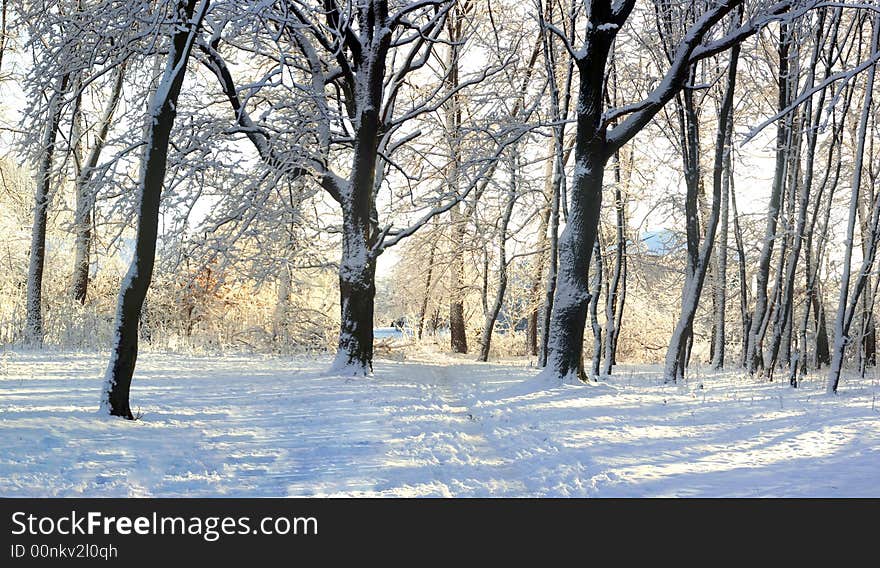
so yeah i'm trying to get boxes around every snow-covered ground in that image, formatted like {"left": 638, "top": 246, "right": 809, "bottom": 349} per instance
{"left": 1, "top": 350, "right": 878, "bottom": 497}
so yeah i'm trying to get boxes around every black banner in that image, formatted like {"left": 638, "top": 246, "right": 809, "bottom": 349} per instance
{"left": 0, "top": 498, "right": 875, "bottom": 563}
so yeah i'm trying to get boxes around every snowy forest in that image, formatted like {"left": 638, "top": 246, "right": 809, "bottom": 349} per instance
{"left": 2, "top": 0, "right": 880, "bottom": 497}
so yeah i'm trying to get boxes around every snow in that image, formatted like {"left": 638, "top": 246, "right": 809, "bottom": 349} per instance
{"left": 2, "top": 350, "right": 880, "bottom": 497}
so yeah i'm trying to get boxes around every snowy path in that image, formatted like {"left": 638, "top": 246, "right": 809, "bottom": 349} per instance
{"left": 1, "top": 350, "right": 879, "bottom": 497}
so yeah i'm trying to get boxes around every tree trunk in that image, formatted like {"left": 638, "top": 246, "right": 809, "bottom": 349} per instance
{"left": 445, "top": 7, "right": 468, "bottom": 355}
{"left": 537, "top": 0, "right": 572, "bottom": 367}
{"left": 602, "top": 150, "right": 626, "bottom": 377}
{"left": 24, "top": 72, "right": 69, "bottom": 347}
{"left": 828, "top": 13, "right": 880, "bottom": 393}
{"left": 71, "top": 63, "right": 126, "bottom": 304}
{"left": 664, "top": 66, "right": 702, "bottom": 382}
{"left": 330, "top": 41, "right": 388, "bottom": 373}
{"left": 449, "top": 208, "right": 468, "bottom": 354}
{"left": 542, "top": 10, "right": 614, "bottom": 383}
{"left": 528, "top": 153, "right": 553, "bottom": 357}
{"left": 768, "top": 18, "right": 828, "bottom": 380}
{"left": 711, "top": 88, "right": 734, "bottom": 369}
{"left": 417, "top": 236, "right": 436, "bottom": 340}
{"left": 332, "top": 211, "right": 377, "bottom": 374}
{"left": 665, "top": 39, "right": 739, "bottom": 383}
{"left": 542, "top": 0, "right": 747, "bottom": 383}
{"left": 746, "top": 23, "right": 791, "bottom": 374}
{"left": 102, "top": 0, "right": 207, "bottom": 418}
{"left": 731, "top": 177, "right": 750, "bottom": 367}
{"left": 478, "top": 156, "right": 518, "bottom": 362}
{"left": 545, "top": 141, "right": 606, "bottom": 383}
{"left": 589, "top": 238, "right": 603, "bottom": 379}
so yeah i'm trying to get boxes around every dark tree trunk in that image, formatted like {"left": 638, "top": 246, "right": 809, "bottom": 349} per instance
{"left": 102, "top": 0, "right": 207, "bottom": 419}
{"left": 768, "top": 17, "right": 827, "bottom": 380}
{"left": 449, "top": 216, "right": 469, "bottom": 353}
{"left": 800, "top": 11, "right": 848, "bottom": 375}
{"left": 24, "top": 72, "right": 69, "bottom": 347}
{"left": 602, "top": 149, "right": 626, "bottom": 377}
{"left": 864, "top": 316, "right": 877, "bottom": 369}
{"left": 664, "top": 67, "right": 702, "bottom": 382}
{"left": 537, "top": 0, "right": 573, "bottom": 367}
{"left": 612, "top": 252, "right": 626, "bottom": 365}
{"left": 445, "top": 5, "right": 469, "bottom": 355}
{"left": 331, "top": 37, "right": 388, "bottom": 373}
{"left": 545, "top": 148, "right": 606, "bottom": 382}
{"left": 332, "top": 211, "right": 377, "bottom": 374}
{"left": 815, "top": 295, "right": 831, "bottom": 367}
{"left": 730, "top": 178, "right": 750, "bottom": 367}
{"left": 542, "top": 6, "right": 614, "bottom": 383}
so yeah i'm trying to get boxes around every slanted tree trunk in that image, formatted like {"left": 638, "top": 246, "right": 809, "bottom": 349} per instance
{"left": 664, "top": 36, "right": 739, "bottom": 384}
{"left": 767, "top": 17, "right": 827, "bottom": 380}
{"left": 800, "top": 22, "right": 850, "bottom": 375}
{"left": 589, "top": 237, "right": 603, "bottom": 379}
{"left": 24, "top": 72, "right": 69, "bottom": 347}
{"left": 746, "top": 23, "right": 791, "bottom": 374}
{"left": 71, "top": 63, "right": 126, "bottom": 304}
{"left": 478, "top": 155, "right": 518, "bottom": 362}
{"left": 828, "top": 13, "right": 880, "bottom": 394}
{"left": 102, "top": 0, "right": 208, "bottom": 418}
{"left": 664, "top": 69, "right": 702, "bottom": 383}
{"left": 537, "top": 0, "right": 572, "bottom": 367}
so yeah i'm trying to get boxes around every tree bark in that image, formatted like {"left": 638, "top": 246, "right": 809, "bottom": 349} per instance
{"left": 478, "top": 155, "right": 518, "bottom": 362}
{"left": 711, "top": 82, "right": 735, "bottom": 369}
{"left": 828, "top": 13, "right": 880, "bottom": 393}
{"left": 602, "top": 149, "right": 626, "bottom": 377}
{"left": 417, "top": 235, "right": 437, "bottom": 340}
{"left": 664, "top": 37, "right": 739, "bottom": 384}
{"left": 589, "top": 237, "right": 603, "bottom": 379}
{"left": 528, "top": 153, "right": 554, "bottom": 357}
{"left": 730, "top": 177, "right": 750, "bottom": 367}
{"left": 24, "top": 72, "right": 69, "bottom": 347}
{"left": 71, "top": 63, "right": 126, "bottom": 304}
{"left": 767, "top": 18, "right": 827, "bottom": 380}
{"left": 746, "top": 23, "right": 791, "bottom": 374}
{"left": 102, "top": 0, "right": 208, "bottom": 418}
